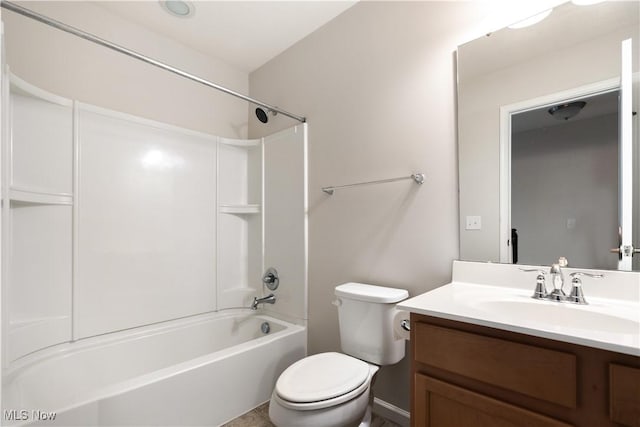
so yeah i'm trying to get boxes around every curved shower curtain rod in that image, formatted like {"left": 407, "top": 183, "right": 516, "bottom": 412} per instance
{"left": 0, "top": 0, "right": 306, "bottom": 123}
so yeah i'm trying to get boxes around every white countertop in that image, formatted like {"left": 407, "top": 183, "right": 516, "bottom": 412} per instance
{"left": 397, "top": 261, "right": 640, "bottom": 356}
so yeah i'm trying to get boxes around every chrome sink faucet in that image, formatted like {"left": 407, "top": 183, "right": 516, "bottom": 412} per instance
{"left": 548, "top": 256, "right": 569, "bottom": 301}
{"left": 251, "top": 293, "right": 276, "bottom": 310}
{"left": 521, "top": 257, "right": 603, "bottom": 305}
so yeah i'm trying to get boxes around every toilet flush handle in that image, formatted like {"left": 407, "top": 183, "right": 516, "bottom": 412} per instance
{"left": 332, "top": 298, "right": 342, "bottom": 307}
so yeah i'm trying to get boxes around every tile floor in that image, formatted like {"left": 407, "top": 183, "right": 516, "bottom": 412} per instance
{"left": 221, "top": 402, "right": 402, "bottom": 427}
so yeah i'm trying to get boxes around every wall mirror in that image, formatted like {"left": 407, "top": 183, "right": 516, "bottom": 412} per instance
{"left": 457, "top": 0, "right": 639, "bottom": 271}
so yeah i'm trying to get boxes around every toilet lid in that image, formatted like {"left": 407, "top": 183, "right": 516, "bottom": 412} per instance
{"left": 275, "top": 352, "right": 370, "bottom": 403}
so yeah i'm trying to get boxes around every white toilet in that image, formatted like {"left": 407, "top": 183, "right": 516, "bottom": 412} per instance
{"left": 269, "top": 283, "right": 409, "bottom": 427}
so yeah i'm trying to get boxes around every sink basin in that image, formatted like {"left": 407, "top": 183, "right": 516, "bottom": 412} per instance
{"left": 398, "top": 274, "right": 640, "bottom": 356}
{"left": 471, "top": 299, "right": 640, "bottom": 335}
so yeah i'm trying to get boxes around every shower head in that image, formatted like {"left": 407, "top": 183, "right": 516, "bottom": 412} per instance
{"left": 255, "top": 107, "right": 277, "bottom": 123}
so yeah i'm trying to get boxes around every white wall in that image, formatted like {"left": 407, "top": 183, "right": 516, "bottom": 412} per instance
{"left": 247, "top": 0, "right": 542, "bottom": 412}
{"left": 2, "top": 1, "right": 249, "bottom": 138}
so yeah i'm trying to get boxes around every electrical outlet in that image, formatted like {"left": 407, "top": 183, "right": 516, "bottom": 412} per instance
{"left": 466, "top": 215, "right": 482, "bottom": 230}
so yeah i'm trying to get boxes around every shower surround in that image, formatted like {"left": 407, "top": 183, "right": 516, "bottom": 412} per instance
{"left": 2, "top": 74, "right": 308, "bottom": 425}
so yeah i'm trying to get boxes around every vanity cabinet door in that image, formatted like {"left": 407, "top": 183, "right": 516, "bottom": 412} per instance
{"left": 610, "top": 364, "right": 640, "bottom": 427}
{"left": 413, "top": 374, "right": 573, "bottom": 427}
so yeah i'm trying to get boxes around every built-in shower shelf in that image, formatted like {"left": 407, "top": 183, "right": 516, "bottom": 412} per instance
{"left": 9, "top": 187, "right": 73, "bottom": 205}
{"left": 219, "top": 204, "right": 260, "bottom": 214}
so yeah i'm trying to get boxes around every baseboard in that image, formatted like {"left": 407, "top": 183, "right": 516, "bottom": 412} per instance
{"left": 373, "top": 397, "right": 410, "bottom": 427}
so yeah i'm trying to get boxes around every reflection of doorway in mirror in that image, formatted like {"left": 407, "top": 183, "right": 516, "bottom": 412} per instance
{"left": 510, "top": 90, "right": 619, "bottom": 270}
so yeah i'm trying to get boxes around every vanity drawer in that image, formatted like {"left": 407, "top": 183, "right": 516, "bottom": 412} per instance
{"left": 414, "top": 374, "right": 573, "bottom": 427}
{"left": 610, "top": 364, "right": 640, "bottom": 427}
{"left": 414, "top": 322, "right": 577, "bottom": 408}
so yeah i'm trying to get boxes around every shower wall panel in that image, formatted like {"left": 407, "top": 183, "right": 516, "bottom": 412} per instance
{"left": 5, "top": 77, "right": 73, "bottom": 363}
{"left": 75, "top": 106, "right": 217, "bottom": 339}
{"left": 11, "top": 86, "right": 73, "bottom": 194}
{"left": 8, "top": 204, "right": 72, "bottom": 361}
{"left": 217, "top": 140, "right": 263, "bottom": 309}
{"left": 3, "top": 74, "right": 305, "bottom": 363}
{"left": 263, "top": 125, "right": 307, "bottom": 321}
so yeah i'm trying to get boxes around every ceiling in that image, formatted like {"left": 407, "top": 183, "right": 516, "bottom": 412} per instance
{"left": 95, "top": 1, "right": 357, "bottom": 73}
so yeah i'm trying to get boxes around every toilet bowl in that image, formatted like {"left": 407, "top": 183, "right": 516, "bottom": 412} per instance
{"left": 269, "top": 283, "right": 409, "bottom": 427}
{"left": 269, "top": 352, "right": 379, "bottom": 427}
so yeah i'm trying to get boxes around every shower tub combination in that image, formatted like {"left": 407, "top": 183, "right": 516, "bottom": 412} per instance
{"left": 2, "top": 4, "right": 309, "bottom": 427}
{"left": 2, "top": 74, "right": 308, "bottom": 427}
{"left": 3, "top": 311, "right": 306, "bottom": 426}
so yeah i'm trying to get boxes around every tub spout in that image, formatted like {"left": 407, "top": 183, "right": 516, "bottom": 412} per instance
{"left": 251, "top": 294, "right": 276, "bottom": 310}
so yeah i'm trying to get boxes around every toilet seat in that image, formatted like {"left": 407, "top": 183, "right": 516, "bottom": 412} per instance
{"left": 274, "top": 352, "right": 374, "bottom": 411}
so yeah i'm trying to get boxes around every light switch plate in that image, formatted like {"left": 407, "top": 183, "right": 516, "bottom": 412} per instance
{"left": 466, "top": 215, "right": 481, "bottom": 230}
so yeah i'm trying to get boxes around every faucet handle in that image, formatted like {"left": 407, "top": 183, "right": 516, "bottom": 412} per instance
{"left": 567, "top": 272, "right": 603, "bottom": 305}
{"left": 558, "top": 257, "right": 568, "bottom": 267}
{"left": 519, "top": 268, "right": 547, "bottom": 274}
{"left": 520, "top": 269, "right": 548, "bottom": 299}
{"left": 569, "top": 272, "right": 604, "bottom": 279}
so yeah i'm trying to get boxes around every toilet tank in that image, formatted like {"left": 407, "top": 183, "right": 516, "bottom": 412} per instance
{"left": 334, "top": 283, "right": 409, "bottom": 365}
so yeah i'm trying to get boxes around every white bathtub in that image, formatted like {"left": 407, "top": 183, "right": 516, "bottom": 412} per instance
{"left": 2, "top": 311, "right": 306, "bottom": 426}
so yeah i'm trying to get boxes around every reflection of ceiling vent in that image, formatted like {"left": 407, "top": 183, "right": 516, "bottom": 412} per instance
{"left": 548, "top": 101, "right": 586, "bottom": 120}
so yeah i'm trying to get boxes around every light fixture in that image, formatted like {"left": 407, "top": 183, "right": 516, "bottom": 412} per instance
{"left": 508, "top": 9, "right": 553, "bottom": 29}
{"left": 159, "top": 0, "right": 195, "bottom": 18}
{"left": 548, "top": 101, "right": 587, "bottom": 120}
{"left": 571, "top": 0, "right": 606, "bottom": 5}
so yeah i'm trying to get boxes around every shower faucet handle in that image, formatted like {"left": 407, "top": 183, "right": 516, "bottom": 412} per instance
{"left": 262, "top": 267, "right": 279, "bottom": 290}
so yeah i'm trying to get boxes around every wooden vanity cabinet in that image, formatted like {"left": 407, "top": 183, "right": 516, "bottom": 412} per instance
{"left": 410, "top": 314, "right": 640, "bottom": 427}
